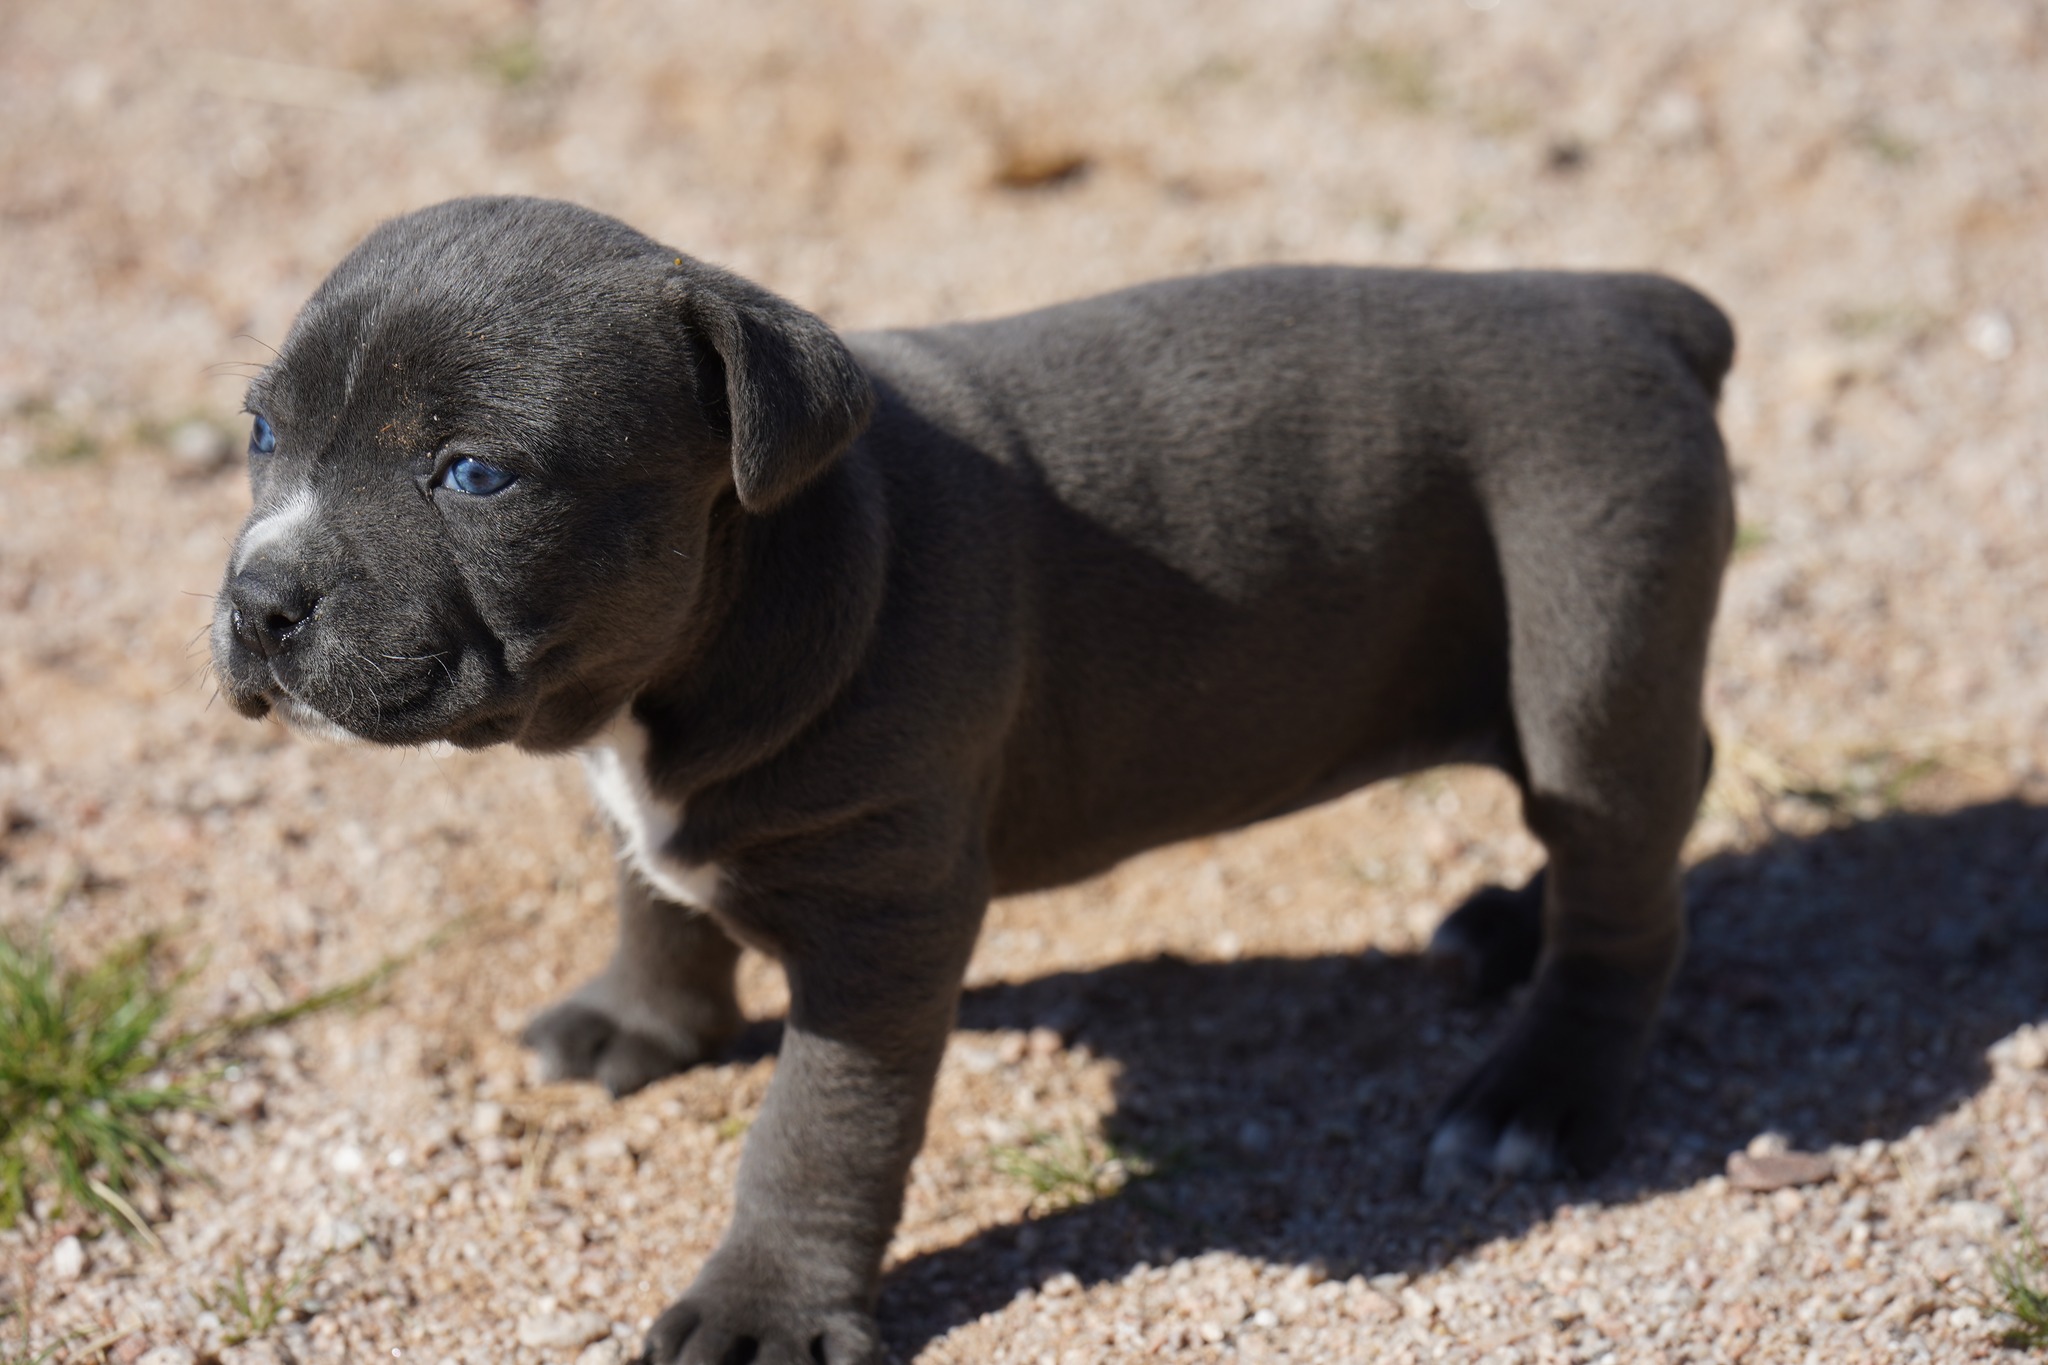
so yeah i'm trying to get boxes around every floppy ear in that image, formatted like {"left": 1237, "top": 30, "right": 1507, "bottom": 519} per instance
{"left": 675, "top": 263, "right": 876, "bottom": 514}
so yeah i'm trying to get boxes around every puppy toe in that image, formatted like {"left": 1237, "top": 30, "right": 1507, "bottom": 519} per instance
{"left": 1428, "top": 971, "right": 1649, "bottom": 1190}
{"left": 596, "top": 1029, "right": 695, "bottom": 1098}
{"left": 641, "top": 1295, "right": 878, "bottom": 1365}
{"left": 521, "top": 1002, "right": 615, "bottom": 1082}
{"left": 810, "top": 1315, "right": 883, "bottom": 1365}
{"left": 521, "top": 1001, "right": 696, "bottom": 1095}
{"left": 1422, "top": 1115, "right": 1496, "bottom": 1195}
{"left": 1492, "top": 1119, "right": 1562, "bottom": 1181}
{"left": 641, "top": 1301, "right": 702, "bottom": 1365}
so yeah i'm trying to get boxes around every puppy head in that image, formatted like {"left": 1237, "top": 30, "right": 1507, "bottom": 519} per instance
{"left": 210, "top": 196, "right": 873, "bottom": 750}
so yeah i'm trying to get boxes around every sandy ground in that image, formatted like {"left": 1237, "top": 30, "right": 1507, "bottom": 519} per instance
{"left": 4, "top": 0, "right": 2048, "bottom": 1360}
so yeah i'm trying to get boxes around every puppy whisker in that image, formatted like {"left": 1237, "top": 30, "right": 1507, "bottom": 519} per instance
{"left": 381, "top": 650, "right": 460, "bottom": 688}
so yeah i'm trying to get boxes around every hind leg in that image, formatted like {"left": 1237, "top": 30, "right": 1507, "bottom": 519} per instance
{"left": 1429, "top": 736, "right": 1713, "bottom": 1001}
{"left": 1426, "top": 701, "right": 1708, "bottom": 1184}
{"left": 1426, "top": 474, "right": 1726, "bottom": 1184}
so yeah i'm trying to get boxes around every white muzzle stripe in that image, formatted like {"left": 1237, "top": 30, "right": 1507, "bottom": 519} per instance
{"left": 234, "top": 489, "right": 317, "bottom": 573}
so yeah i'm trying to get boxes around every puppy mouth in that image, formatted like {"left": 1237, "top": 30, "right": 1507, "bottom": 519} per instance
{"left": 273, "top": 692, "right": 361, "bottom": 743}
{"left": 216, "top": 634, "right": 501, "bottom": 746}
{"left": 211, "top": 592, "right": 545, "bottom": 747}
{"left": 216, "top": 660, "right": 362, "bottom": 742}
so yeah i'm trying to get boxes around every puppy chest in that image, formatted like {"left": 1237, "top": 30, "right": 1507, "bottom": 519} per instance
{"left": 579, "top": 716, "right": 723, "bottom": 909}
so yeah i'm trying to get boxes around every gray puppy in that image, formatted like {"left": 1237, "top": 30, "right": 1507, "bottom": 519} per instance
{"left": 211, "top": 196, "right": 1733, "bottom": 1363}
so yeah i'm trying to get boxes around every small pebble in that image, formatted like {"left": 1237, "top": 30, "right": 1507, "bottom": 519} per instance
{"left": 1990, "top": 1022, "right": 2048, "bottom": 1071}
{"left": 48, "top": 1234, "right": 86, "bottom": 1281}
{"left": 226, "top": 1079, "right": 267, "bottom": 1121}
{"left": 1938, "top": 1199, "right": 2007, "bottom": 1238}
{"left": 313, "top": 1217, "right": 365, "bottom": 1253}
{"left": 471, "top": 1101, "right": 508, "bottom": 1139}
{"left": 1964, "top": 309, "right": 2016, "bottom": 362}
{"left": 1727, "top": 1150, "right": 1834, "bottom": 1192}
{"left": 517, "top": 1311, "right": 613, "bottom": 1350}
{"left": 219, "top": 1342, "right": 286, "bottom": 1365}
{"left": 1041, "top": 1271, "right": 1080, "bottom": 1298}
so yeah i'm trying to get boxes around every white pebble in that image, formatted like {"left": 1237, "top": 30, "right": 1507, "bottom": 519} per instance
{"left": 1964, "top": 309, "right": 2015, "bottom": 362}
{"left": 1041, "top": 1271, "right": 1080, "bottom": 1298}
{"left": 313, "top": 1217, "right": 365, "bottom": 1253}
{"left": 329, "top": 1144, "right": 366, "bottom": 1176}
{"left": 1939, "top": 1200, "right": 2007, "bottom": 1238}
{"left": 219, "top": 1343, "right": 286, "bottom": 1365}
{"left": 517, "top": 1311, "right": 613, "bottom": 1350}
{"left": 48, "top": 1234, "right": 86, "bottom": 1281}
{"left": 470, "top": 1101, "right": 507, "bottom": 1139}
{"left": 1990, "top": 1022, "right": 2048, "bottom": 1072}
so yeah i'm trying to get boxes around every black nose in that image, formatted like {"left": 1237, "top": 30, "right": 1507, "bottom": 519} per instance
{"left": 227, "top": 570, "right": 321, "bottom": 658}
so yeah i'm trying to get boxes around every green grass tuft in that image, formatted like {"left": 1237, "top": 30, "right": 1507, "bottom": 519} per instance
{"left": 0, "top": 917, "right": 449, "bottom": 1239}
{"left": 0, "top": 931, "right": 202, "bottom": 1232}
{"left": 993, "top": 1129, "right": 1156, "bottom": 1213}
{"left": 1988, "top": 1196, "right": 2048, "bottom": 1350}
{"left": 200, "top": 1256, "right": 328, "bottom": 1347}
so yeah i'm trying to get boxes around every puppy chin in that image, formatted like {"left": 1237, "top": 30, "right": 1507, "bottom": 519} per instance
{"left": 275, "top": 695, "right": 363, "bottom": 745}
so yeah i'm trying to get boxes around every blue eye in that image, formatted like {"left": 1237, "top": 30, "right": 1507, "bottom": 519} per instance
{"left": 249, "top": 414, "right": 276, "bottom": 455}
{"left": 444, "top": 456, "right": 516, "bottom": 496}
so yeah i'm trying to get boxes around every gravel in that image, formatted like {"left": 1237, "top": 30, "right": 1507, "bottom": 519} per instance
{"left": 3, "top": 0, "right": 2046, "bottom": 1362}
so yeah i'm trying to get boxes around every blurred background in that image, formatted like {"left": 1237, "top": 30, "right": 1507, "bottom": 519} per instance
{"left": 3, "top": 2, "right": 2047, "bottom": 1362}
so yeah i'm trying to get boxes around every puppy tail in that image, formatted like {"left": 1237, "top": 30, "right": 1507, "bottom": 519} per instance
{"left": 1613, "top": 274, "right": 1738, "bottom": 403}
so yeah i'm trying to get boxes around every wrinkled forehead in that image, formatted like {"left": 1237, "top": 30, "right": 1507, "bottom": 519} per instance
{"left": 253, "top": 282, "right": 512, "bottom": 428}
{"left": 250, "top": 261, "right": 682, "bottom": 465}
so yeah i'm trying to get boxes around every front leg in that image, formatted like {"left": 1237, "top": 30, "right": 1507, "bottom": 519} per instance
{"left": 644, "top": 871, "right": 985, "bottom": 1365}
{"left": 523, "top": 864, "right": 744, "bottom": 1097}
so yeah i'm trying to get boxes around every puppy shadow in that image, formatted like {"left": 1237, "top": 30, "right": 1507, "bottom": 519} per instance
{"left": 876, "top": 799, "right": 2048, "bottom": 1354}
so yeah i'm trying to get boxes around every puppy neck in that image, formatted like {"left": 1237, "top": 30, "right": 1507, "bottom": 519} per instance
{"left": 628, "top": 446, "right": 890, "bottom": 796}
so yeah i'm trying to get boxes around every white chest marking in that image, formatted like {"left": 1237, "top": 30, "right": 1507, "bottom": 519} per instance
{"left": 234, "top": 489, "right": 317, "bottom": 572}
{"left": 580, "top": 712, "right": 724, "bottom": 909}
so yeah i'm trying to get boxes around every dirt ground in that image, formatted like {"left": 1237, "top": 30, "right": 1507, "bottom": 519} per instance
{"left": 4, "top": 0, "right": 2048, "bottom": 1361}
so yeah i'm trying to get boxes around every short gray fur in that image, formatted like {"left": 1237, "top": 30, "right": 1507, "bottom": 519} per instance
{"left": 210, "top": 197, "right": 1734, "bottom": 1365}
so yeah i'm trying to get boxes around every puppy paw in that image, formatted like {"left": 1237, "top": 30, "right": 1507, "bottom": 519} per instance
{"left": 521, "top": 997, "right": 722, "bottom": 1098}
{"left": 1423, "top": 986, "right": 1646, "bottom": 1193}
{"left": 1426, "top": 873, "right": 1544, "bottom": 1001}
{"left": 641, "top": 1292, "right": 879, "bottom": 1365}
{"left": 1423, "top": 1112, "right": 1565, "bottom": 1195}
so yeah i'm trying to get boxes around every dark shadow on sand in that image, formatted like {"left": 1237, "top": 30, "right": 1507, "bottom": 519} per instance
{"left": 875, "top": 799, "right": 2048, "bottom": 1354}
